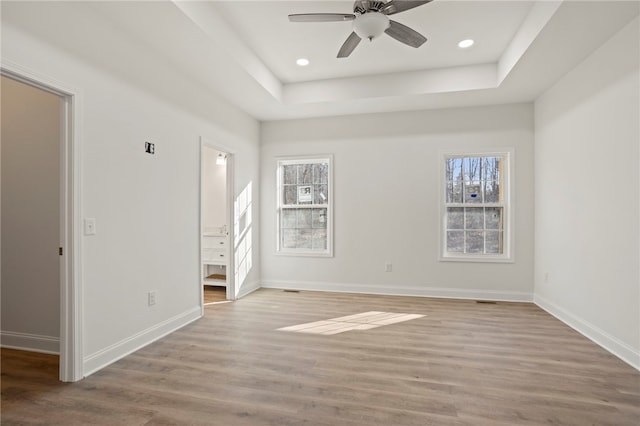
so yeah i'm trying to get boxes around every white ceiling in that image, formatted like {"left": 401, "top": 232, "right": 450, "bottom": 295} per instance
{"left": 3, "top": 1, "right": 639, "bottom": 122}
{"left": 214, "top": 1, "right": 534, "bottom": 83}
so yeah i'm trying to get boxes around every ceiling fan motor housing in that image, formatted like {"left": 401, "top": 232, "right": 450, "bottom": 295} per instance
{"left": 353, "top": 0, "right": 389, "bottom": 14}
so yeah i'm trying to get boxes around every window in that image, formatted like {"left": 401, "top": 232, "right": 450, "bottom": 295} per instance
{"left": 441, "top": 152, "right": 512, "bottom": 262}
{"left": 277, "top": 157, "right": 332, "bottom": 256}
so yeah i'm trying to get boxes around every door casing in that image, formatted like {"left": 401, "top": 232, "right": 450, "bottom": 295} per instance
{"left": 1, "top": 62, "right": 83, "bottom": 382}
{"left": 200, "top": 138, "right": 236, "bottom": 312}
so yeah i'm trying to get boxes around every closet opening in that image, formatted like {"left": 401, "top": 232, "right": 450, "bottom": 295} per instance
{"left": 1, "top": 68, "right": 81, "bottom": 382}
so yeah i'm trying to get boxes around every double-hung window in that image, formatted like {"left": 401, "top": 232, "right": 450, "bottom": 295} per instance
{"left": 441, "top": 151, "right": 512, "bottom": 262}
{"left": 276, "top": 156, "right": 332, "bottom": 256}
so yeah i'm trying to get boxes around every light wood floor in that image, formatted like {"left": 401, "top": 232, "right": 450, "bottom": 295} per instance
{"left": 203, "top": 285, "right": 227, "bottom": 304}
{"left": 2, "top": 289, "right": 639, "bottom": 425}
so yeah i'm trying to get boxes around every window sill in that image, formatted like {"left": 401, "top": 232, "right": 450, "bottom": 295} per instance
{"left": 276, "top": 250, "right": 333, "bottom": 258}
{"left": 439, "top": 254, "right": 514, "bottom": 264}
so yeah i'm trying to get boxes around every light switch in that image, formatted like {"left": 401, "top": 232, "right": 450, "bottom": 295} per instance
{"left": 84, "top": 218, "right": 96, "bottom": 235}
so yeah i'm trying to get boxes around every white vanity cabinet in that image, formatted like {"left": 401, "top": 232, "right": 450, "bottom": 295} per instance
{"left": 202, "top": 233, "right": 228, "bottom": 286}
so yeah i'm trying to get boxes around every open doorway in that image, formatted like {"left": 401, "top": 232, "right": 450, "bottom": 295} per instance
{"left": 0, "top": 69, "right": 80, "bottom": 382}
{"left": 200, "top": 141, "right": 234, "bottom": 307}
{"left": 1, "top": 75, "right": 61, "bottom": 353}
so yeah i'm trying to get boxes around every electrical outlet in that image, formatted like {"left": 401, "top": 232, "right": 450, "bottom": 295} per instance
{"left": 148, "top": 291, "right": 156, "bottom": 306}
{"left": 385, "top": 263, "right": 393, "bottom": 272}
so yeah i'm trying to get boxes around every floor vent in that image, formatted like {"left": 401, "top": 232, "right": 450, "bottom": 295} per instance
{"left": 283, "top": 289, "right": 300, "bottom": 293}
{"left": 476, "top": 300, "right": 497, "bottom": 304}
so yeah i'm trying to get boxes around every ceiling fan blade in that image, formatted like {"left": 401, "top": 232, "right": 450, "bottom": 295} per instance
{"left": 382, "top": 0, "right": 433, "bottom": 15}
{"left": 337, "top": 32, "right": 362, "bottom": 58}
{"left": 384, "top": 20, "right": 427, "bottom": 48}
{"left": 288, "top": 13, "right": 355, "bottom": 22}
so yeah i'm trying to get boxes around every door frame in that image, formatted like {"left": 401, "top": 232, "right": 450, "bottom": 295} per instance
{"left": 1, "top": 62, "right": 83, "bottom": 382}
{"left": 199, "top": 138, "right": 236, "bottom": 312}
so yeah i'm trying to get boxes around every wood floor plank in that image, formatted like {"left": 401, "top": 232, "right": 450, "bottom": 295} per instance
{"left": 2, "top": 289, "right": 639, "bottom": 425}
{"left": 203, "top": 285, "right": 227, "bottom": 304}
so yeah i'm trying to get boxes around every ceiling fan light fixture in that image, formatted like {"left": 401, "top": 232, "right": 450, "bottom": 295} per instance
{"left": 353, "top": 12, "right": 390, "bottom": 41}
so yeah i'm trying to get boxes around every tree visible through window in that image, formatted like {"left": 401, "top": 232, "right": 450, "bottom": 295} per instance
{"left": 277, "top": 157, "right": 332, "bottom": 256}
{"left": 443, "top": 153, "right": 510, "bottom": 260}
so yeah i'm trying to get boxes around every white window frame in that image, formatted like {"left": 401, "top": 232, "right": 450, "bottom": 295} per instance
{"left": 276, "top": 155, "right": 333, "bottom": 257}
{"left": 439, "top": 149, "right": 514, "bottom": 263}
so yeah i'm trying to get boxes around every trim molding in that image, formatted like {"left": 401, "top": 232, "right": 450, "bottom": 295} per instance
{"left": 260, "top": 280, "right": 533, "bottom": 302}
{"left": 83, "top": 307, "right": 201, "bottom": 377}
{"left": 1, "top": 331, "right": 60, "bottom": 354}
{"left": 535, "top": 294, "right": 640, "bottom": 371}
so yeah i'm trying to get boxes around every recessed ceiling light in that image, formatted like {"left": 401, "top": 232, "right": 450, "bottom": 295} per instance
{"left": 296, "top": 58, "right": 310, "bottom": 66}
{"left": 458, "top": 39, "right": 474, "bottom": 49}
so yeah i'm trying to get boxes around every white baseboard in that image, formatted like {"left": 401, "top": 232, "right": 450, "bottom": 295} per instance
{"left": 260, "top": 279, "right": 533, "bottom": 302}
{"left": 237, "top": 279, "right": 260, "bottom": 299}
{"left": 535, "top": 294, "right": 640, "bottom": 371}
{"left": 1, "top": 330, "right": 60, "bottom": 354}
{"left": 83, "top": 306, "right": 202, "bottom": 377}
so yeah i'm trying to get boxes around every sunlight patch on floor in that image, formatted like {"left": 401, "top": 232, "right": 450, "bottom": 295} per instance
{"left": 204, "top": 300, "right": 232, "bottom": 306}
{"left": 277, "top": 311, "right": 425, "bottom": 335}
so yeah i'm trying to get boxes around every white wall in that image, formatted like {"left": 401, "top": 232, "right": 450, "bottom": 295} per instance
{"left": 1, "top": 76, "right": 61, "bottom": 353}
{"left": 534, "top": 17, "right": 639, "bottom": 369}
{"left": 202, "top": 147, "right": 227, "bottom": 233}
{"left": 261, "top": 103, "right": 535, "bottom": 300}
{"left": 2, "top": 3, "right": 261, "bottom": 377}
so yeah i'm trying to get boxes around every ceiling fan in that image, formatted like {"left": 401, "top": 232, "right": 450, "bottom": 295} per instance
{"left": 288, "top": 0, "right": 433, "bottom": 58}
